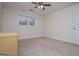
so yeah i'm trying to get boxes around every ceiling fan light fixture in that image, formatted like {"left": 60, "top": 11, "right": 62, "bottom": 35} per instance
{"left": 40, "top": 5, "right": 44, "bottom": 9}
{"left": 37, "top": 5, "right": 40, "bottom": 8}
{"left": 37, "top": 5, "right": 44, "bottom": 10}
{"left": 32, "top": 2, "right": 51, "bottom": 10}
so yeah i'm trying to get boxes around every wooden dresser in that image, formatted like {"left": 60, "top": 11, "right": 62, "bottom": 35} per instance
{"left": 0, "top": 32, "right": 18, "bottom": 56}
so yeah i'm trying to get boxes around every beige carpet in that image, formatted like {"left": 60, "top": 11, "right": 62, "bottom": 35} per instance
{"left": 19, "top": 37, "right": 79, "bottom": 56}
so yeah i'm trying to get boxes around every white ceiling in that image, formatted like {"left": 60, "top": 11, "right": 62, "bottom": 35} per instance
{"left": 3, "top": 2, "right": 79, "bottom": 15}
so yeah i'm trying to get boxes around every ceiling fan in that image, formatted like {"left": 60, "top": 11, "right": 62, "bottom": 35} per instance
{"left": 31, "top": 2, "right": 51, "bottom": 10}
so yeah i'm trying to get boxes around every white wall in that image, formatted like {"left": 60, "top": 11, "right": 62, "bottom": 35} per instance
{"left": 44, "top": 4, "right": 79, "bottom": 44}
{"left": 2, "top": 6, "right": 43, "bottom": 39}
{"left": 0, "top": 3, "right": 2, "bottom": 32}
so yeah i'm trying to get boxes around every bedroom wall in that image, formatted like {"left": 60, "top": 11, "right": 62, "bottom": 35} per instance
{"left": 2, "top": 3, "right": 79, "bottom": 45}
{"left": 44, "top": 4, "right": 79, "bottom": 45}
{"left": 2, "top": 6, "right": 43, "bottom": 39}
{"left": 0, "top": 3, "right": 2, "bottom": 32}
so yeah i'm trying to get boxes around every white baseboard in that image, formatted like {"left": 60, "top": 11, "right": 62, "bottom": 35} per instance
{"left": 45, "top": 35, "right": 79, "bottom": 46}
{"left": 19, "top": 35, "right": 79, "bottom": 46}
{"left": 19, "top": 35, "right": 44, "bottom": 40}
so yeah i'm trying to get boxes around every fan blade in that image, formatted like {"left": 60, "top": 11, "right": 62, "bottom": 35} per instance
{"left": 39, "top": 2, "right": 43, "bottom": 5}
{"left": 44, "top": 4, "right": 51, "bottom": 6}
{"left": 30, "top": 9, "right": 34, "bottom": 11}
{"left": 34, "top": 6, "right": 38, "bottom": 8}
{"left": 32, "top": 2, "right": 38, "bottom": 4}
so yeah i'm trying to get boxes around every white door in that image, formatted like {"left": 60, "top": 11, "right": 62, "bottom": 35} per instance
{"left": 73, "top": 7, "right": 79, "bottom": 45}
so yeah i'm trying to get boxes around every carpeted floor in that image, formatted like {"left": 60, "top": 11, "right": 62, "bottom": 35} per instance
{"left": 19, "top": 37, "right": 79, "bottom": 56}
